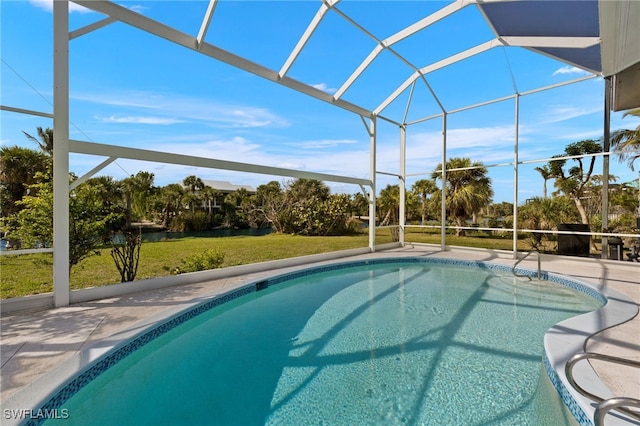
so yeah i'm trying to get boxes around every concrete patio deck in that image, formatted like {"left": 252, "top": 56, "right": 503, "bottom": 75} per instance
{"left": 1, "top": 246, "right": 638, "bottom": 424}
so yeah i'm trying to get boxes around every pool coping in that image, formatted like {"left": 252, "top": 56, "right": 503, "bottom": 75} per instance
{"left": 2, "top": 256, "right": 637, "bottom": 426}
{"left": 542, "top": 272, "right": 639, "bottom": 426}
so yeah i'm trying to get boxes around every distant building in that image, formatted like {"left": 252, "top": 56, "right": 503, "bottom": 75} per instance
{"left": 181, "top": 180, "right": 256, "bottom": 210}
{"left": 201, "top": 180, "right": 256, "bottom": 194}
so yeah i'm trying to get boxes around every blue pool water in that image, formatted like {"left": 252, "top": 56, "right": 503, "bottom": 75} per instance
{"left": 40, "top": 259, "right": 602, "bottom": 425}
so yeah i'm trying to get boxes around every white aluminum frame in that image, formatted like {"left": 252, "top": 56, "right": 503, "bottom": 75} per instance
{"left": 53, "top": 0, "right": 70, "bottom": 307}
{"left": 3, "top": 0, "right": 630, "bottom": 307}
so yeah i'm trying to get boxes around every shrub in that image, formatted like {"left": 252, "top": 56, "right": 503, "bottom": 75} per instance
{"left": 173, "top": 248, "right": 224, "bottom": 274}
{"left": 170, "top": 211, "right": 211, "bottom": 232}
{"left": 110, "top": 229, "right": 142, "bottom": 282}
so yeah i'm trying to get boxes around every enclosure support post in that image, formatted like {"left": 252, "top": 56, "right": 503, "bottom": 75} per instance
{"left": 512, "top": 94, "right": 520, "bottom": 259}
{"left": 399, "top": 125, "right": 406, "bottom": 246}
{"left": 441, "top": 113, "right": 447, "bottom": 251}
{"left": 601, "top": 77, "right": 611, "bottom": 259}
{"left": 369, "top": 116, "right": 377, "bottom": 252}
{"left": 53, "top": 0, "right": 70, "bottom": 307}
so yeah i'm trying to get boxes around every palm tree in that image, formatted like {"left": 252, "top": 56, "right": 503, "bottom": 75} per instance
{"left": 534, "top": 164, "right": 553, "bottom": 198}
{"left": 431, "top": 157, "right": 493, "bottom": 236}
{"left": 253, "top": 181, "right": 285, "bottom": 232}
{"left": 547, "top": 139, "right": 601, "bottom": 226}
{"left": 377, "top": 184, "right": 401, "bottom": 241}
{"left": 0, "top": 146, "right": 50, "bottom": 216}
{"left": 84, "top": 176, "right": 123, "bottom": 214}
{"left": 182, "top": 175, "right": 204, "bottom": 218}
{"left": 223, "top": 188, "right": 250, "bottom": 228}
{"left": 377, "top": 184, "right": 400, "bottom": 226}
{"left": 121, "top": 171, "right": 155, "bottom": 222}
{"left": 22, "top": 127, "right": 54, "bottom": 155}
{"left": 286, "top": 178, "right": 330, "bottom": 201}
{"left": 611, "top": 108, "right": 640, "bottom": 171}
{"left": 351, "top": 192, "right": 369, "bottom": 218}
{"left": 158, "top": 184, "right": 184, "bottom": 228}
{"left": 411, "top": 179, "right": 437, "bottom": 225}
{"left": 120, "top": 176, "right": 136, "bottom": 227}
{"left": 518, "top": 196, "right": 579, "bottom": 250}
{"left": 1, "top": 127, "right": 54, "bottom": 216}
{"left": 611, "top": 108, "right": 640, "bottom": 216}
{"left": 200, "top": 185, "right": 222, "bottom": 218}
{"left": 120, "top": 172, "right": 154, "bottom": 226}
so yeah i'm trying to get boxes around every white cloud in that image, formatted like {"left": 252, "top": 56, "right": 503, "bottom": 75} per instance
{"left": 540, "top": 105, "right": 601, "bottom": 124}
{"left": 29, "top": 0, "right": 92, "bottom": 13}
{"left": 73, "top": 91, "right": 169, "bottom": 110}
{"left": 552, "top": 66, "right": 590, "bottom": 76}
{"left": 553, "top": 129, "right": 604, "bottom": 141}
{"left": 73, "top": 90, "right": 290, "bottom": 129}
{"left": 150, "top": 134, "right": 372, "bottom": 183}
{"left": 447, "top": 126, "right": 518, "bottom": 148}
{"left": 406, "top": 125, "right": 521, "bottom": 153}
{"left": 293, "top": 139, "right": 358, "bottom": 149}
{"left": 68, "top": 123, "right": 541, "bottom": 194}
{"left": 311, "top": 83, "right": 337, "bottom": 94}
{"left": 29, "top": 0, "right": 145, "bottom": 14}
{"left": 156, "top": 136, "right": 262, "bottom": 161}
{"left": 128, "top": 5, "right": 147, "bottom": 14}
{"left": 96, "top": 115, "right": 185, "bottom": 125}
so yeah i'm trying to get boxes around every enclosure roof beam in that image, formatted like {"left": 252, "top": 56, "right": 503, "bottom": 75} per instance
{"left": 196, "top": 0, "right": 218, "bottom": 49}
{"left": 0, "top": 105, "right": 53, "bottom": 119}
{"left": 279, "top": 0, "right": 339, "bottom": 78}
{"left": 69, "top": 157, "right": 117, "bottom": 191}
{"left": 385, "top": 0, "right": 474, "bottom": 46}
{"left": 73, "top": 0, "right": 372, "bottom": 118}
{"left": 69, "top": 140, "right": 371, "bottom": 187}
{"left": 69, "top": 16, "right": 117, "bottom": 40}
{"left": 518, "top": 74, "right": 598, "bottom": 97}
{"left": 419, "top": 38, "right": 502, "bottom": 75}
{"left": 374, "top": 38, "right": 500, "bottom": 115}
{"left": 500, "top": 36, "right": 600, "bottom": 49}
{"left": 374, "top": 71, "right": 417, "bottom": 116}
{"left": 400, "top": 73, "right": 598, "bottom": 126}
{"left": 333, "top": 0, "right": 472, "bottom": 101}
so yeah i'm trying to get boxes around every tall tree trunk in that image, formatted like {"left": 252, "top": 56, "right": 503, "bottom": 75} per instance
{"left": 162, "top": 201, "right": 171, "bottom": 228}
{"left": 455, "top": 217, "right": 466, "bottom": 237}
{"left": 573, "top": 197, "right": 598, "bottom": 252}
{"left": 380, "top": 209, "right": 392, "bottom": 227}
{"left": 573, "top": 197, "right": 589, "bottom": 226}
{"left": 125, "top": 193, "right": 132, "bottom": 227}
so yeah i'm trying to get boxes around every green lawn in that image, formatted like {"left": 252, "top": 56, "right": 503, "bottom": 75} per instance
{"left": 0, "top": 234, "right": 369, "bottom": 299}
{"left": 405, "top": 228, "right": 568, "bottom": 253}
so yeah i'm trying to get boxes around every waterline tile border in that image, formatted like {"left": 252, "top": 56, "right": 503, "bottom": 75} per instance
{"left": 22, "top": 257, "right": 611, "bottom": 426}
{"left": 544, "top": 352, "right": 593, "bottom": 426}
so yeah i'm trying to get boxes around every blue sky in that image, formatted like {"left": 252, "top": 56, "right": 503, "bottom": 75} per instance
{"left": 1, "top": 0, "right": 638, "bottom": 203}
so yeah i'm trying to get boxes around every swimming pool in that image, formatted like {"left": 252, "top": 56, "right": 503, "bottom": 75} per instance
{"left": 34, "top": 258, "right": 603, "bottom": 425}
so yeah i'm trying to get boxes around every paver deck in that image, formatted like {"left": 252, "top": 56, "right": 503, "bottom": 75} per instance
{"left": 1, "top": 246, "right": 638, "bottom": 422}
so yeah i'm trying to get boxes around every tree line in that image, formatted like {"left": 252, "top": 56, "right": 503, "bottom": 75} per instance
{"left": 1, "top": 119, "right": 638, "bottom": 274}
{"left": 0, "top": 130, "right": 498, "bottom": 246}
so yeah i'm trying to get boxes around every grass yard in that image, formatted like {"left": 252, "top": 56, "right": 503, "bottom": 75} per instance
{"left": 384, "top": 227, "right": 555, "bottom": 252}
{"left": 0, "top": 234, "right": 369, "bottom": 299}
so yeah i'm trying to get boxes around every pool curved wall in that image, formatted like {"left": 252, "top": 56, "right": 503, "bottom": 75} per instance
{"left": 10, "top": 257, "right": 635, "bottom": 426}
